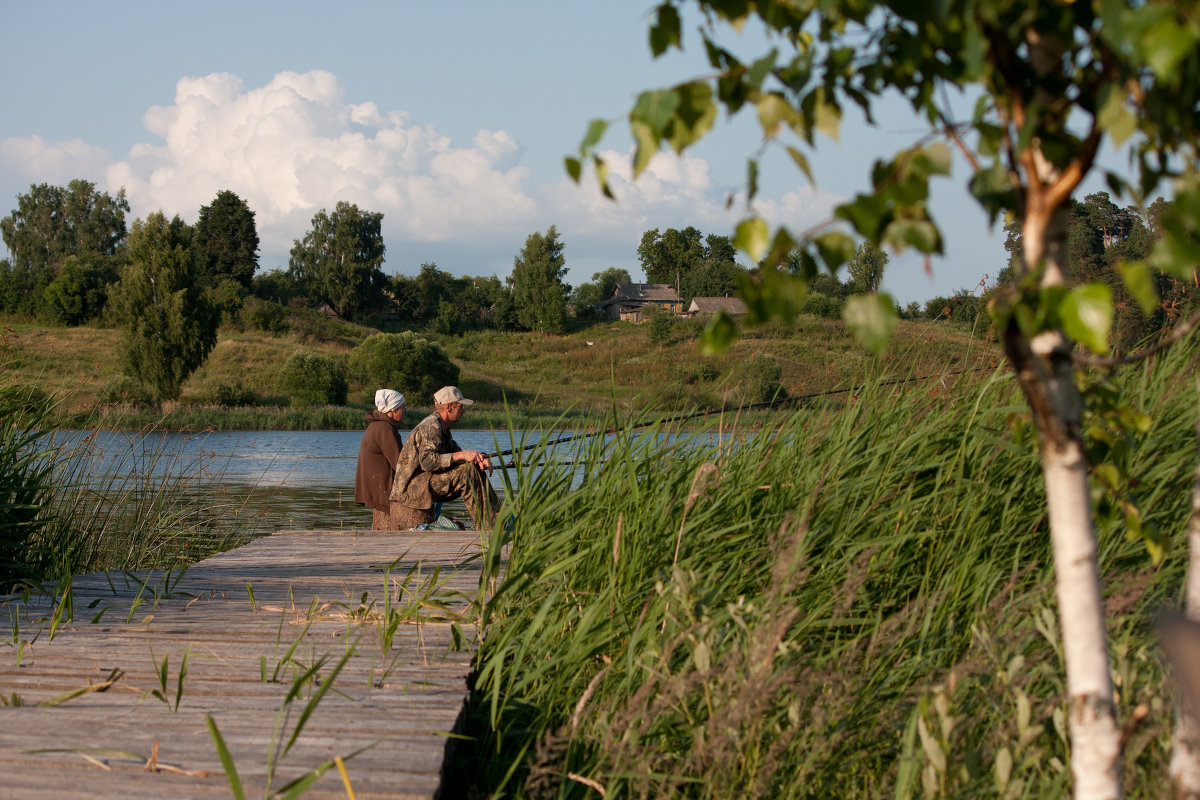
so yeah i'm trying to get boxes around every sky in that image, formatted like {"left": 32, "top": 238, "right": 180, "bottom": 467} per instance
{"left": 0, "top": 0, "right": 1020, "bottom": 306}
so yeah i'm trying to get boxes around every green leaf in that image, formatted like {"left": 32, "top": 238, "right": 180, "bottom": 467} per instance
{"left": 883, "top": 219, "right": 942, "bottom": 253}
{"left": 813, "top": 89, "right": 841, "bottom": 142}
{"left": 649, "top": 4, "right": 682, "bottom": 56}
{"left": 756, "top": 93, "right": 795, "bottom": 138}
{"left": 565, "top": 157, "right": 582, "bottom": 183}
{"left": 747, "top": 159, "right": 759, "bottom": 201}
{"left": 667, "top": 82, "right": 716, "bottom": 153}
{"left": 1097, "top": 87, "right": 1137, "bottom": 146}
{"left": 843, "top": 293, "right": 898, "bottom": 357}
{"left": 748, "top": 49, "right": 778, "bottom": 87}
{"left": 1116, "top": 260, "right": 1159, "bottom": 315}
{"left": 593, "top": 157, "right": 614, "bottom": 200}
{"left": 785, "top": 146, "right": 815, "bottom": 184}
{"left": 631, "top": 120, "right": 659, "bottom": 178}
{"left": 1150, "top": 232, "right": 1200, "bottom": 279}
{"left": 581, "top": 118, "right": 608, "bottom": 152}
{"left": 734, "top": 217, "right": 770, "bottom": 262}
{"left": 631, "top": 89, "right": 680, "bottom": 138}
{"left": 1060, "top": 283, "right": 1113, "bottom": 353}
{"left": 699, "top": 311, "right": 738, "bottom": 354}
{"left": 812, "top": 232, "right": 856, "bottom": 272}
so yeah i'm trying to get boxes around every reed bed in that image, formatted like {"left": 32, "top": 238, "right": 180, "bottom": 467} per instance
{"left": 461, "top": 340, "right": 1199, "bottom": 798}
{"left": 1, "top": 401, "right": 274, "bottom": 590}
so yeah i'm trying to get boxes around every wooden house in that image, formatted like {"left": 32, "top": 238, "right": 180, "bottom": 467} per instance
{"left": 598, "top": 283, "right": 684, "bottom": 321}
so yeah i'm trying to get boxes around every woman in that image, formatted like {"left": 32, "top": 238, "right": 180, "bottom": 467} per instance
{"left": 354, "top": 388, "right": 406, "bottom": 529}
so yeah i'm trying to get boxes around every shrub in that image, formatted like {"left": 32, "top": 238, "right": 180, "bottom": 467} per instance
{"left": 730, "top": 353, "right": 784, "bottom": 405}
{"left": 98, "top": 375, "right": 157, "bottom": 407}
{"left": 276, "top": 351, "right": 348, "bottom": 406}
{"left": 801, "top": 291, "right": 843, "bottom": 320}
{"left": 200, "top": 381, "right": 259, "bottom": 407}
{"left": 348, "top": 331, "right": 460, "bottom": 401}
{"left": 646, "top": 308, "right": 676, "bottom": 346}
{"left": 242, "top": 297, "right": 290, "bottom": 334}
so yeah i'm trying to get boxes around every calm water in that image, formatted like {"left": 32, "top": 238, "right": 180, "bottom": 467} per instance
{"left": 51, "top": 428, "right": 539, "bottom": 532}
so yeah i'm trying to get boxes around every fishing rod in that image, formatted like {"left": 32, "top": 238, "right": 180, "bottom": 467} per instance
{"left": 486, "top": 363, "right": 1000, "bottom": 463}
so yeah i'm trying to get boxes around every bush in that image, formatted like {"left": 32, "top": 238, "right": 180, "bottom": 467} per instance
{"left": 98, "top": 375, "right": 157, "bottom": 407}
{"left": 801, "top": 292, "right": 844, "bottom": 320}
{"left": 730, "top": 353, "right": 784, "bottom": 405}
{"left": 200, "top": 381, "right": 259, "bottom": 407}
{"left": 646, "top": 309, "right": 676, "bottom": 346}
{"left": 348, "top": 331, "right": 460, "bottom": 401}
{"left": 276, "top": 351, "right": 348, "bottom": 406}
{"left": 239, "top": 297, "right": 288, "bottom": 334}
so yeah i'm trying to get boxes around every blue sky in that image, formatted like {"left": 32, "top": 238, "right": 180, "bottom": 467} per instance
{"left": 0, "top": 0, "right": 1017, "bottom": 305}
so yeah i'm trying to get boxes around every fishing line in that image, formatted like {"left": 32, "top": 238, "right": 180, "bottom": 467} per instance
{"left": 486, "top": 363, "right": 1000, "bottom": 463}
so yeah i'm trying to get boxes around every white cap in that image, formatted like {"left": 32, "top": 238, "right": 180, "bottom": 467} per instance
{"left": 374, "top": 388, "right": 406, "bottom": 412}
{"left": 433, "top": 386, "right": 474, "bottom": 406}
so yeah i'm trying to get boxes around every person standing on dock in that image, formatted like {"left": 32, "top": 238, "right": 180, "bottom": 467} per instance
{"left": 391, "top": 385, "right": 500, "bottom": 531}
{"left": 355, "top": 388, "right": 407, "bottom": 530}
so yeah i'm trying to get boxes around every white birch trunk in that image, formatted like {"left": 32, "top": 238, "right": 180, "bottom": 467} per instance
{"left": 1168, "top": 381, "right": 1200, "bottom": 798}
{"left": 1011, "top": 197, "right": 1123, "bottom": 798}
{"left": 1041, "top": 431, "right": 1122, "bottom": 799}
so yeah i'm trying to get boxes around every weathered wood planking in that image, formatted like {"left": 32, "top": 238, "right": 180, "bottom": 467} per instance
{"left": 0, "top": 530, "right": 488, "bottom": 799}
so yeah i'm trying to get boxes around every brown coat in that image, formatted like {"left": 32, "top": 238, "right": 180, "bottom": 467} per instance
{"left": 354, "top": 410, "right": 403, "bottom": 511}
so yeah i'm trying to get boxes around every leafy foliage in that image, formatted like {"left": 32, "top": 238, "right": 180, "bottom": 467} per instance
{"left": 195, "top": 190, "right": 259, "bottom": 289}
{"left": 510, "top": 226, "right": 569, "bottom": 334}
{"left": 288, "top": 201, "right": 387, "bottom": 319}
{"left": 97, "top": 375, "right": 157, "bottom": 407}
{"left": 570, "top": 267, "right": 633, "bottom": 313}
{"left": 276, "top": 351, "right": 348, "bottom": 406}
{"left": 729, "top": 352, "right": 783, "bottom": 405}
{"left": 347, "top": 332, "right": 459, "bottom": 401}
{"left": 0, "top": 180, "right": 128, "bottom": 316}
{"left": 107, "top": 213, "right": 219, "bottom": 402}
{"left": 39, "top": 255, "right": 117, "bottom": 325}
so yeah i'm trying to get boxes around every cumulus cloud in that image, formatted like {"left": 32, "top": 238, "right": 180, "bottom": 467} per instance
{"left": 0, "top": 69, "right": 841, "bottom": 279}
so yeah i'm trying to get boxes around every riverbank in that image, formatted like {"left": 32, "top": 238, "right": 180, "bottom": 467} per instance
{"left": 3, "top": 314, "right": 1001, "bottom": 431}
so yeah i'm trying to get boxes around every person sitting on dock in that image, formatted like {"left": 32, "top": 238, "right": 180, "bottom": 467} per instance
{"left": 354, "top": 388, "right": 407, "bottom": 530}
{"left": 390, "top": 385, "right": 500, "bottom": 531}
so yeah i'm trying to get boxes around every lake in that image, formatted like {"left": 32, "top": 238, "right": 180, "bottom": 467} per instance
{"left": 50, "top": 428, "right": 548, "bottom": 533}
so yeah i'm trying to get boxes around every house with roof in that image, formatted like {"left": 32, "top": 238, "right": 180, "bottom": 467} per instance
{"left": 598, "top": 283, "right": 684, "bottom": 321}
{"left": 687, "top": 296, "right": 747, "bottom": 316}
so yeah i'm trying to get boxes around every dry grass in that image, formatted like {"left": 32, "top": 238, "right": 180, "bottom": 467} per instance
{"left": 2, "top": 312, "right": 1001, "bottom": 420}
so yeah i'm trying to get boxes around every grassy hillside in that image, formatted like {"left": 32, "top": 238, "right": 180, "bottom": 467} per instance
{"left": 1, "top": 312, "right": 1002, "bottom": 428}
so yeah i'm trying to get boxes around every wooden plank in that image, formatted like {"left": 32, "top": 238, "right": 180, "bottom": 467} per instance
{"left": 0, "top": 530, "right": 487, "bottom": 799}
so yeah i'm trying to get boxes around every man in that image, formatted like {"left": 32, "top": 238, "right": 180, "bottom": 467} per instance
{"left": 354, "top": 388, "right": 406, "bottom": 529}
{"left": 391, "top": 385, "right": 500, "bottom": 530}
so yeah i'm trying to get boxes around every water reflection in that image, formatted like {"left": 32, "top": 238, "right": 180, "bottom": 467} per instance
{"left": 51, "top": 429, "right": 537, "bottom": 533}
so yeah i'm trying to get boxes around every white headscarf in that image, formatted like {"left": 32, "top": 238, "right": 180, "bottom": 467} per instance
{"left": 374, "top": 388, "right": 406, "bottom": 412}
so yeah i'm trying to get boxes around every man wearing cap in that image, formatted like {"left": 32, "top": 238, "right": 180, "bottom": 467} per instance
{"left": 390, "top": 385, "right": 500, "bottom": 530}
{"left": 355, "top": 389, "right": 407, "bottom": 529}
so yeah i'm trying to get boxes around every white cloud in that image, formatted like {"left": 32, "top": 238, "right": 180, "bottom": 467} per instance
{"left": 0, "top": 136, "right": 111, "bottom": 188}
{"left": 0, "top": 69, "right": 842, "bottom": 279}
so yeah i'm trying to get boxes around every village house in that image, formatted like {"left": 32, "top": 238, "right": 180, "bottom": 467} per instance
{"left": 687, "top": 296, "right": 747, "bottom": 316}
{"left": 597, "top": 283, "right": 683, "bottom": 321}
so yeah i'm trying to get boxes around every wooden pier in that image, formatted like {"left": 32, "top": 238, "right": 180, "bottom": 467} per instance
{"left": 0, "top": 530, "right": 488, "bottom": 799}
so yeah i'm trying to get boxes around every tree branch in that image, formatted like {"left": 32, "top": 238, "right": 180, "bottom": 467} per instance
{"left": 1074, "top": 304, "right": 1200, "bottom": 368}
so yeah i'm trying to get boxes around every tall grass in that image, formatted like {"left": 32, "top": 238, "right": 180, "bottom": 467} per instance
{"left": 1, "top": 391, "right": 272, "bottom": 589}
{"left": 35, "top": 426, "right": 273, "bottom": 575}
{"left": 459, "top": 339, "right": 1198, "bottom": 798}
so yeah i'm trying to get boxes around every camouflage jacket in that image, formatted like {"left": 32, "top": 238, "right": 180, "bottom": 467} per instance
{"left": 390, "top": 413, "right": 460, "bottom": 508}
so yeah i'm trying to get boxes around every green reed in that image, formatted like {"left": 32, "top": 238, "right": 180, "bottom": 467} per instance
{"left": 1, "top": 392, "right": 274, "bottom": 589}
{"left": 460, "top": 341, "right": 1199, "bottom": 798}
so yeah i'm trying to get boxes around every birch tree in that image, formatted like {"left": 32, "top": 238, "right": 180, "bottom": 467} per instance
{"left": 570, "top": 2, "right": 1200, "bottom": 797}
